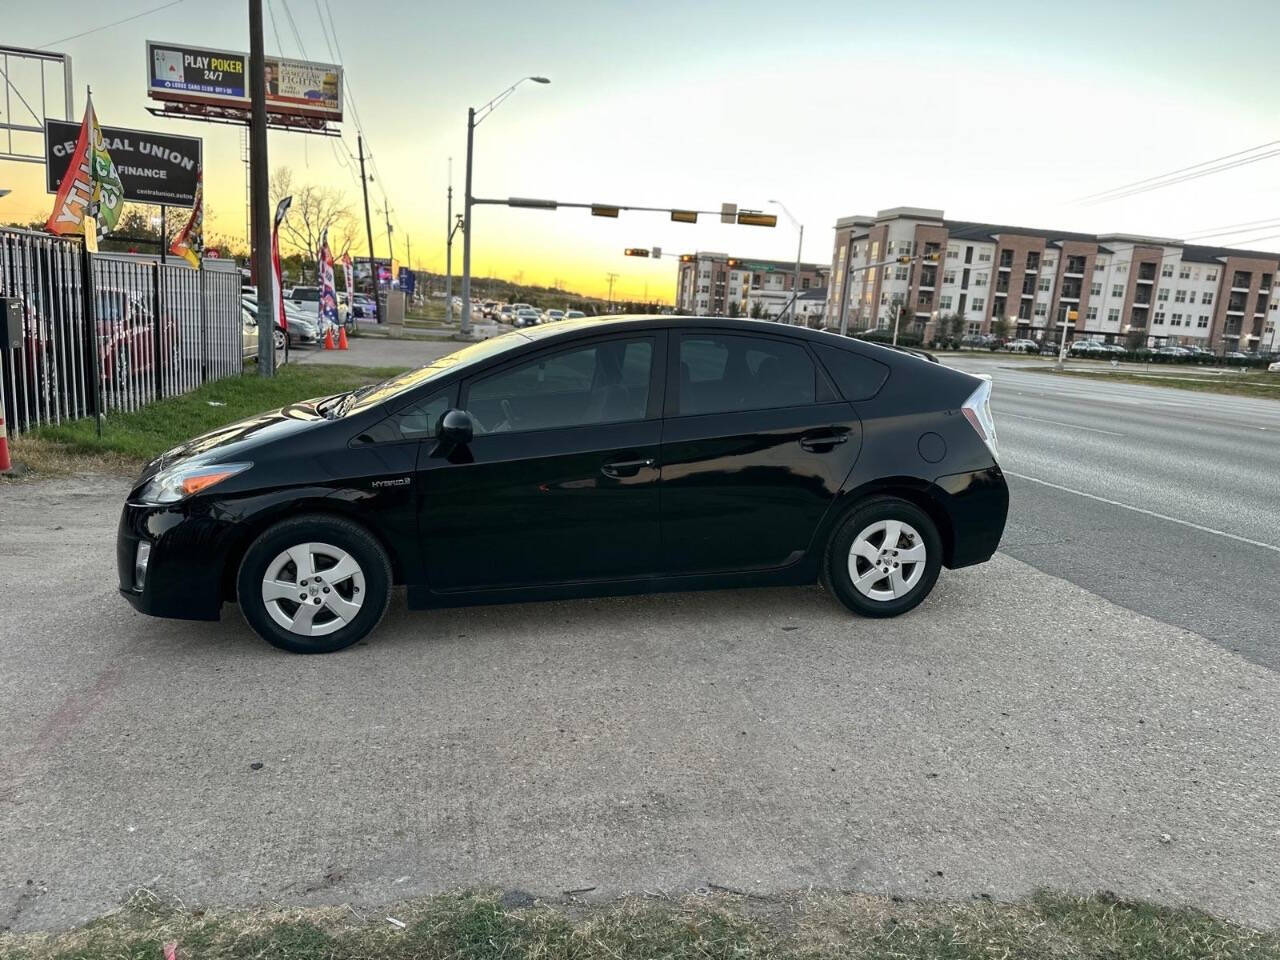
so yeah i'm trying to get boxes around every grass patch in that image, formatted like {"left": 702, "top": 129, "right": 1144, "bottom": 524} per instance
{"left": 21, "top": 363, "right": 409, "bottom": 468}
{"left": 1026, "top": 367, "right": 1280, "bottom": 400}
{"left": 2, "top": 888, "right": 1276, "bottom": 960}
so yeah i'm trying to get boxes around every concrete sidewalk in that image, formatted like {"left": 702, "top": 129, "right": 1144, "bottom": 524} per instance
{"left": 2, "top": 475, "right": 1278, "bottom": 931}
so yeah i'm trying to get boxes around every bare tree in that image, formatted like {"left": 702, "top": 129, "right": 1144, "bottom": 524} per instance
{"left": 269, "top": 167, "right": 355, "bottom": 266}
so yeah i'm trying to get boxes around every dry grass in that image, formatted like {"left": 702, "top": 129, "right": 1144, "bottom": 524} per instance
{"left": 2, "top": 888, "right": 1276, "bottom": 960}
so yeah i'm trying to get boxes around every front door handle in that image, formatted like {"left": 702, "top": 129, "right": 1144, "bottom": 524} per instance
{"left": 799, "top": 430, "right": 851, "bottom": 453}
{"left": 601, "top": 457, "right": 656, "bottom": 479}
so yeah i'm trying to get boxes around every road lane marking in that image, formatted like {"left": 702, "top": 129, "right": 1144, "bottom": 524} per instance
{"left": 997, "top": 412, "right": 1126, "bottom": 437}
{"left": 1004, "top": 471, "right": 1280, "bottom": 554}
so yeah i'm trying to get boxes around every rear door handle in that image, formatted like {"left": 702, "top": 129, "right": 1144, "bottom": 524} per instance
{"left": 601, "top": 457, "right": 656, "bottom": 478}
{"left": 799, "top": 431, "right": 850, "bottom": 453}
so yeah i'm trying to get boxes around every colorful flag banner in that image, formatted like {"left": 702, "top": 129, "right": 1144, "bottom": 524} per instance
{"left": 341, "top": 252, "right": 354, "bottom": 317}
{"left": 271, "top": 196, "right": 292, "bottom": 334}
{"left": 317, "top": 229, "right": 339, "bottom": 332}
{"left": 45, "top": 91, "right": 124, "bottom": 239}
{"left": 168, "top": 170, "right": 203, "bottom": 268}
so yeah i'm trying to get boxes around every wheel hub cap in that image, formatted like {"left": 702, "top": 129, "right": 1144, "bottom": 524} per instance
{"left": 848, "top": 519, "right": 927, "bottom": 602}
{"left": 262, "top": 542, "right": 365, "bottom": 636}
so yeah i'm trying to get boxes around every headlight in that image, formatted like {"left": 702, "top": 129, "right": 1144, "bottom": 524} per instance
{"left": 140, "top": 461, "right": 252, "bottom": 503}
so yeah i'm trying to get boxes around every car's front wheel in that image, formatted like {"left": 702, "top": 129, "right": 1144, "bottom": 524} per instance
{"left": 823, "top": 496, "right": 942, "bottom": 618}
{"left": 236, "top": 515, "right": 392, "bottom": 653}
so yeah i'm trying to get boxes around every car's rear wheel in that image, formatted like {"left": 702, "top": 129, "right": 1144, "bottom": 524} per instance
{"left": 236, "top": 515, "right": 391, "bottom": 653}
{"left": 822, "top": 496, "right": 942, "bottom": 618}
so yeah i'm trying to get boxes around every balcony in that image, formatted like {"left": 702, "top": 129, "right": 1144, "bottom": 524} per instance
{"left": 1138, "top": 264, "right": 1158, "bottom": 282}
{"left": 1064, "top": 257, "right": 1087, "bottom": 277}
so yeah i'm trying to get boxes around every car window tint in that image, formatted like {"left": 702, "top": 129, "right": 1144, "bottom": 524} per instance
{"left": 811, "top": 343, "right": 890, "bottom": 401}
{"left": 677, "top": 334, "right": 815, "bottom": 416}
{"left": 468, "top": 338, "right": 653, "bottom": 433}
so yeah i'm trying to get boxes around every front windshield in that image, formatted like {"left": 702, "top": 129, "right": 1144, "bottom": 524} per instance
{"left": 335, "top": 330, "right": 530, "bottom": 417}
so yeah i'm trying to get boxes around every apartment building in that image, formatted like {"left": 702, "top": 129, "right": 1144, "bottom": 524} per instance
{"left": 675, "top": 251, "right": 829, "bottom": 317}
{"left": 827, "top": 207, "right": 1280, "bottom": 351}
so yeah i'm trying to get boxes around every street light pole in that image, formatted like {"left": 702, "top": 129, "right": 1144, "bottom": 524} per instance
{"left": 445, "top": 158, "right": 453, "bottom": 325}
{"left": 461, "top": 76, "right": 550, "bottom": 337}
{"left": 770, "top": 200, "right": 803, "bottom": 325}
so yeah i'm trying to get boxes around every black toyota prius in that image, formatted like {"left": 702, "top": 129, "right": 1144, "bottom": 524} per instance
{"left": 118, "top": 316, "right": 1008, "bottom": 653}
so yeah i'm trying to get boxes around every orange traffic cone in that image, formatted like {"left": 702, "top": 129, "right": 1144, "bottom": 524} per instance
{"left": 337, "top": 325, "right": 349, "bottom": 350}
{"left": 0, "top": 406, "right": 11, "bottom": 473}
{"left": 323, "top": 326, "right": 335, "bottom": 350}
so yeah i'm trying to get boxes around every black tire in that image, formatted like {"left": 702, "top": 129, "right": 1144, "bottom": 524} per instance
{"left": 236, "top": 514, "right": 392, "bottom": 654}
{"left": 273, "top": 328, "right": 287, "bottom": 351}
{"left": 821, "top": 495, "right": 942, "bottom": 619}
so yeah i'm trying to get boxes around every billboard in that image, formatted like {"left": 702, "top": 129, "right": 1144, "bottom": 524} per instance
{"left": 45, "top": 119, "right": 201, "bottom": 207}
{"left": 146, "top": 41, "right": 343, "bottom": 121}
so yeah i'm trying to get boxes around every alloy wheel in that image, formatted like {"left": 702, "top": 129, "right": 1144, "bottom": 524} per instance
{"left": 847, "top": 519, "right": 927, "bottom": 602}
{"left": 262, "top": 542, "right": 365, "bottom": 636}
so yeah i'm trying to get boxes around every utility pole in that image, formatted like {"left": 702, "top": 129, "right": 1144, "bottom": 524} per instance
{"left": 606, "top": 272, "right": 618, "bottom": 312}
{"left": 248, "top": 0, "right": 275, "bottom": 376}
{"left": 357, "top": 134, "right": 381, "bottom": 324}
{"left": 461, "top": 106, "right": 475, "bottom": 336}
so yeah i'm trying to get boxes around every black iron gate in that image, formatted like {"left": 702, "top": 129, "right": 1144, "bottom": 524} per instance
{"left": 0, "top": 227, "right": 244, "bottom": 435}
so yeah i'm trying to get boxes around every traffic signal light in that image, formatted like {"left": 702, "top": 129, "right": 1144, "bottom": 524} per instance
{"left": 727, "top": 258, "right": 742, "bottom": 268}
{"left": 624, "top": 248, "right": 651, "bottom": 257}
{"left": 679, "top": 254, "right": 696, "bottom": 263}
{"left": 591, "top": 205, "right": 620, "bottom": 218}
{"left": 671, "top": 210, "right": 698, "bottom": 224}
{"left": 896, "top": 255, "right": 913, "bottom": 264}
{"left": 922, "top": 253, "right": 940, "bottom": 263}
{"left": 736, "top": 211, "right": 778, "bottom": 228}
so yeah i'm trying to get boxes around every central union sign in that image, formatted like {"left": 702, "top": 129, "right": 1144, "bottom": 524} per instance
{"left": 45, "top": 119, "right": 202, "bottom": 207}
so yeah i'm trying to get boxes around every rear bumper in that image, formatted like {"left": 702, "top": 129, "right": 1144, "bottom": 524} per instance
{"left": 930, "top": 465, "right": 1009, "bottom": 568}
{"left": 117, "top": 502, "right": 238, "bottom": 621}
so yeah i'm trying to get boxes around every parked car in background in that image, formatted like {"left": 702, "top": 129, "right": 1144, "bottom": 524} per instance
{"left": 116, "top": 316, "right": 1009, "bottom": 653}
{"left": 961, "top": 333, "right": 994, "bottom": 348}
{"left": 1002, "top": 338, "right": 1039, "bottom": 353}
{"left": 1268, "top": 359, "right": 1280, "bottom": 372}
{"left": 1038, "top": 341, "right": 1060, "bottom": 356}
{"left": 95, "top": 289, "right": 178, "bottom": 385}
{"left": 1156, "top": 345, "right": 1192, "bottom": 357}
{"left": 352, "top": 294, "right": 377, "bottom": 319}
{"left": 241, "top": 296, "right": 318, "bottom": 349}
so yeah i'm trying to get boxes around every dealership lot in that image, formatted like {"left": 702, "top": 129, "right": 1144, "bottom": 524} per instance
{"left": 3, "top": 464, "right": 1280, "bottom": 931}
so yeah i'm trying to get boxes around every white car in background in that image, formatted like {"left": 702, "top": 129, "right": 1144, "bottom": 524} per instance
{"left": 564, "top": 310, "right": 586, "bottom": 321}
{"left": 512, "top": 308, "right": 542, "bottom": 328}
{"left": 543, "top": 309, "right": 565, "bottom": 323}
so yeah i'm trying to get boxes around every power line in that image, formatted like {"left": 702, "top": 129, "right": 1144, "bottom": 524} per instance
{"left": 38, "top": 0, "right": 188, "bottom": 49}
{"left": 1182, "top": 215, "right": 1280, "bottom": 238}
{"left": 1074, "top": 139, "right": 1280, "bottom": 202}
{"left": 1077, "top": 142, "right": 1280, "bottom": 206}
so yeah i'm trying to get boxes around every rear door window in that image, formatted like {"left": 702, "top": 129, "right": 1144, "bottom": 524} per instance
{"left": 675, "top": 334, "right": 816, "bottom": 416}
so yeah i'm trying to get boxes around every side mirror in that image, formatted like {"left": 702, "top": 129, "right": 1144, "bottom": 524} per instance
{"left": 436, "top": 408, "right": 474, "bottom": 447}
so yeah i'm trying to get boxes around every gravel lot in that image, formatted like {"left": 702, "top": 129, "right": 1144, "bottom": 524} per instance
{"left": 1, "top": 474, "right": 1278, "bottom": 931}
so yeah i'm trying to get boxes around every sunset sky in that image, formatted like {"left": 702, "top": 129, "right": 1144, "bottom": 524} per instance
{"left": 4, "top": 0, "right": 1280, "bottom": 300}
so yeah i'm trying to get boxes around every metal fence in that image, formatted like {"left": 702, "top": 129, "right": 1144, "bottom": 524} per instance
{"left": 0, "top": 227, "right": 245, "bottom": 435}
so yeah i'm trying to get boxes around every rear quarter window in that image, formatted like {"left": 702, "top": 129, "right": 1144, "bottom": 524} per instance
{"left": 812, "top": 343, "right": 890, "bottom": 401}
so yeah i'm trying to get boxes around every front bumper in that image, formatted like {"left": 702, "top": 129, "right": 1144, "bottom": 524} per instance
{"left": 117, "top": 501, "right": 241, "bottom": 621}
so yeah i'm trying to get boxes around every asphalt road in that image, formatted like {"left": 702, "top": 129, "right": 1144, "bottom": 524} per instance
{"left": 945, "top": 355, "right": 1280, "bottom": 671}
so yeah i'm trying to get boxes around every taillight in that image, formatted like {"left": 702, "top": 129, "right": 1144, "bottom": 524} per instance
{"left": 961, "top": 376, "right": 998, "bottom": 461}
